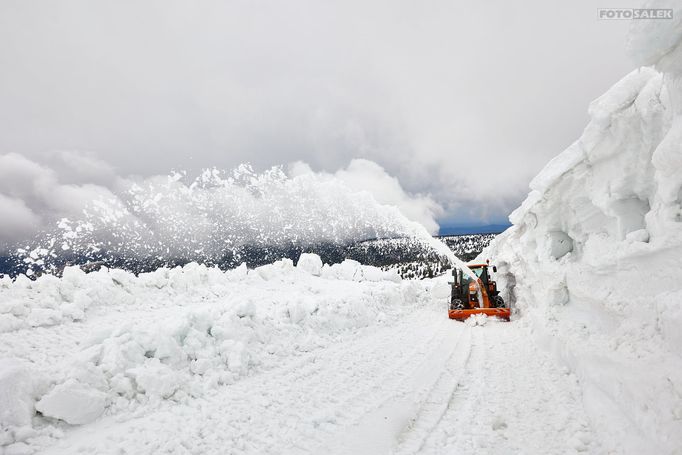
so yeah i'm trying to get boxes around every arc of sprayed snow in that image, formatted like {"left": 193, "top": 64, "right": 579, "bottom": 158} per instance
{"left": 404, "top": 221, "right": 484, "bottom": 302}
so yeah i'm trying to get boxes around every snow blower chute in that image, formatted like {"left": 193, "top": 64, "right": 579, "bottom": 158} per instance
{"left": 449, "top": 262, "right": 510, "bottom": 321}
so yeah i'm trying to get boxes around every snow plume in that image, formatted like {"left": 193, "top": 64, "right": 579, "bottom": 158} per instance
{"left": 484, "top": 18, "right": 682, "bottom": 453}
{"left": 11, "top": 160, "right": 442, "bottom": 274}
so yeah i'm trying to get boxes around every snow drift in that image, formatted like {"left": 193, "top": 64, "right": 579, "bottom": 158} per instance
{"left": 0, "top": 255, "right": 445, "bottom": 452}
{"left": 486, "top": 10, "right": 682, "bottom": 453}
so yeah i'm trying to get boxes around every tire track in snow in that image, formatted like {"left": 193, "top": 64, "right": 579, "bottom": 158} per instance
{"left": 417, "top": 322, "right": 600, "bottom": 455}
{"left": 392, "top": 325, "right": 475, "bottom": 454}
{"left": 417, "top": 324, "right": 488, "bottom": 453}
{"left": 319, "top": 318, "right": 471, "bottom": 455}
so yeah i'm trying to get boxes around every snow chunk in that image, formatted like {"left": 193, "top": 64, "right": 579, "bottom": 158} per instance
{"left": 321, "top": 259, "right": 362, "bottom": 281}
{"left": 588, "top": 68, "right": 659, "bottom": 122}
{"left": 296, "top": 253, "right": 323, "bottom": 276}
{"left": 464, "top": 314, "right": 489, "bottom": 326}
{"left": 35, "top": 379, "right": 106, "bottom": 425}
{"left": 0, "top": 359, "right": 38, "bottom": 427}
{"left": 255, "top": 258, "right": 295, "bottom": 280}
{"left": 625, "top": 229, "right": 650, "bottom": 243}
{"left": 547, "top": 231, "right": 573, "bottom": 260}
{"left": 128, "top": 359, "right": 182, "bottom": 399}
{"left": 320, "top": 260, "right": 400, "bottom": 282}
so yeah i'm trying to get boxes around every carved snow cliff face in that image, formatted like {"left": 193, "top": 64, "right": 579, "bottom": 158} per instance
{"left": 484, "top": 11, "right": 682, "bottom": 453}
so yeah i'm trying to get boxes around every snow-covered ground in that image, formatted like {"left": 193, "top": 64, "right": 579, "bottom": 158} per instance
{"left": 1, "top": 257, "right": 600, "bottom": 455}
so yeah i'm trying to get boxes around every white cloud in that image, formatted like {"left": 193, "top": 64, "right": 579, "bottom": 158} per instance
{"left": 0, "top": 153, "right": 119, "bottom": 250}
{"left": 47, "top": 150, "right": 121, "bottom": 186}
{"left": 0, "top": 194, "right": 40, "bottom": 244}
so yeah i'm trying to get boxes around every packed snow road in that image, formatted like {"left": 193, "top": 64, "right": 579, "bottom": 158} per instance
{"left": 316, "top": 314, "right": 597, "bottom": 455}
{"left": 41, "top": 312, "right": 597, "bottom": 455}
{"left": 1, "top": 258, "right": 598, "bottom": 455}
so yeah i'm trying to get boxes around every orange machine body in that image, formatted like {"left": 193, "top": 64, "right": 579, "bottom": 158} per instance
{"left": 448, "top": 263, "right": 510, "bottom": 321}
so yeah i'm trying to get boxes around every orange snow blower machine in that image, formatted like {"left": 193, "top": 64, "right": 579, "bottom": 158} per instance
{"left": 448, "top": 262, "right": 510, "bottom": 321}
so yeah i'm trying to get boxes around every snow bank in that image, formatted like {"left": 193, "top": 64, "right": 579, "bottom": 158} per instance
{"left": 0, "top": 255, "right": 443, "bottom": 451}
{"left": 486, "top": 22, "right": 682, "bottom": 454}
{"left": 320, "top": 259, "right": 401, "bottom": 282}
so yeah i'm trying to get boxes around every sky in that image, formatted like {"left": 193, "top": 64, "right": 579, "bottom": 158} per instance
{"left": 0, "top": 0, "right": 644, "bottom": 247}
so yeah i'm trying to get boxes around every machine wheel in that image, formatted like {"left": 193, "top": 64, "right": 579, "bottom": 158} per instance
{"left": 492, "top": 295, "right": 505, "bottom": 308}
{"left": 450, "top": 299, "right": 464, "bottom": 310}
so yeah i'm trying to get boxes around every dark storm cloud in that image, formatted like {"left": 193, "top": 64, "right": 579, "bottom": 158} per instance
{"left": 0, "top": 0, "right": 641, "bottom": 244}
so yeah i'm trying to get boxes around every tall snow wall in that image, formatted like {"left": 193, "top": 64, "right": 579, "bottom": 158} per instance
{"left": 486, "top": 4, "right": 682, "bottom": 453}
